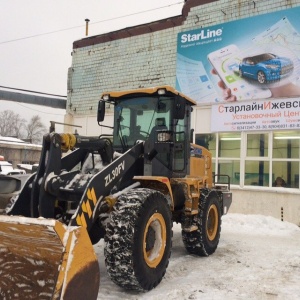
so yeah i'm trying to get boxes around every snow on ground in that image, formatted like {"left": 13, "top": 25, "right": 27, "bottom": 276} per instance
{"left": 94, "top": 213, "right": 300, "bottom": 300}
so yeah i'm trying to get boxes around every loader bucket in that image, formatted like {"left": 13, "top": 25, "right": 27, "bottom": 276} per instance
{"left": 0, "top": 215, "right": 100, "bottom": 300}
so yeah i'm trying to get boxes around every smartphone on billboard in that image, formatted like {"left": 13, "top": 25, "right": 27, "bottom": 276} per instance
{"left": 176, "top": 54, "right": 221, "bottom": 103}
{"left": 207, "top": 44, "right": 272, "bottom": 100}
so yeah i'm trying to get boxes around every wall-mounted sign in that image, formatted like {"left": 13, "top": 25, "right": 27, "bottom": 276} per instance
{"left": 211, "top": 97, "right": 300, "bottom": 132}
{"left": 176, "top": 7, "right": 300, "bottom": 105}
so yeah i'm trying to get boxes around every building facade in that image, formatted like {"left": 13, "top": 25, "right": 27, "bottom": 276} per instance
{"left": 65, "top": 0, "right": 300, "bottom": 225}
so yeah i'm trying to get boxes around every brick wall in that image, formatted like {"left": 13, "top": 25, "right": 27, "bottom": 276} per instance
{"left": 67, "top": 0, "right": 300, "bottom": 118}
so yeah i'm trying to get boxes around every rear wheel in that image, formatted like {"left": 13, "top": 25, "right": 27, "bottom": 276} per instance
{"left": 257, "top": 71, "right": 266, "bottom": 84}
{"left": 104, "top": 188, "right": 172, "bottom": 291}
{"left": 182, "top": 189, "right": 221, "bottom": 256}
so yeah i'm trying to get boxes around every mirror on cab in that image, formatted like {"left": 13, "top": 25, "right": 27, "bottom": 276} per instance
{"left": 97, "top": 100, "right": 106, "bottom": 123}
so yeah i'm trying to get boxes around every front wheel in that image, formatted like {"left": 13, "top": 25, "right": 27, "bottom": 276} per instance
{"left": 104, "top": 188, "right": 172, "bottom": 291}
{"left": 182, "top": 189, "right": 221, "bottom": 256}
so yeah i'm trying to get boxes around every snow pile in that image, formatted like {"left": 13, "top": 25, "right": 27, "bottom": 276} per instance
{"left": 95, "top": 213, "right": 300, "bottom": 300}
{"left": 222, "top": 213, "right": 299, "bottom": 236}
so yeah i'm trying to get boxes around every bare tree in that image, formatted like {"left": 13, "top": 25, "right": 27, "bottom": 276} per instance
{"left": 0, "top": 110, "right": 26, "bottom": 137}
{"left": 25, "top": 115, "right": 47, "bottom": 144}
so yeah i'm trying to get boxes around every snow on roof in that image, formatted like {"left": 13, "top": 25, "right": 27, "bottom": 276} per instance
{"left": 0, "top": 136, "right": 26, "bottom": 143}
{"left": 0, "top": 136, "right": 42, "bottom": 148}
{"left": 0, "top": 161, "right": 12, "bottom": 166}
{"left": 17, "top": 164, "right": 34, "bottom": 170}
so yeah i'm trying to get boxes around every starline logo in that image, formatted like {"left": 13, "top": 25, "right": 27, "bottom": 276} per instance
{"left": 181, "top": 28, "right": 223, "bottom": 43}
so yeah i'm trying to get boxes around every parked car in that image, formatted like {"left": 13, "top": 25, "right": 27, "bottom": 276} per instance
{"left": 6, "top": 169, "right": 26, "bottom": 175}
{"left": 0, "top": 161, "right": 26, "bottom": 175}
{"left": 239, "top": 53, "right": 294, "bottom": 84}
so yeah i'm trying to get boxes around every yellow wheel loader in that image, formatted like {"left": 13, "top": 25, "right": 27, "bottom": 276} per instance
{"left": 0, "top": 86, "right": 232, "bottom": 299}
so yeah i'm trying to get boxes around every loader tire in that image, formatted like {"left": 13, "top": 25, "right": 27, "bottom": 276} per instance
{"left": 182, "top": 189, "right": 221, "bottom": 256}
{"left": 104, "top": 188, "right": 172, "bottom": 291}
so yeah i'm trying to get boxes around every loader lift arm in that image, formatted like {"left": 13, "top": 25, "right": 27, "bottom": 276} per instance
{"left": 8, "top": 132, "right": 144, "bottom": 232}
{"left": 8, "top": 132, "right": 112, "bottom": 218}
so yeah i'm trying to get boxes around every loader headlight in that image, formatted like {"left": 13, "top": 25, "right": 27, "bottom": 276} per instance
{"left": 102, "top": 94, "right": 110, "bottom": 101}
{"left": 157, "top": 132, "right": 171, "bottom": 142}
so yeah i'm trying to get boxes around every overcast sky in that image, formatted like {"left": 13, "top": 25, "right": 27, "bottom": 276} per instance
{"left": 0, "top": 0, "right": 183, "bottom": 128}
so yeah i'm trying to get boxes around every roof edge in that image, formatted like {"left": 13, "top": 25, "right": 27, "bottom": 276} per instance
{"left": 73, "top": 0, "right": 217, "bottom": 49}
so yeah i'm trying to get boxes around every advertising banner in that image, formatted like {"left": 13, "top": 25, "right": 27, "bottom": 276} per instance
{"left": 176, "top": 7, "right": 300, "bottom": 105}
{"left": 211, "top": 98, "right": 300, "bottom": 132}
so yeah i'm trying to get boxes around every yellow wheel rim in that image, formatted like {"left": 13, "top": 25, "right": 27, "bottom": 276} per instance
{"left": 206, "top": 204, "right": 218, "bottom": 241}
{"left": 143, "top": 212, "right": 166, "bottom": 268}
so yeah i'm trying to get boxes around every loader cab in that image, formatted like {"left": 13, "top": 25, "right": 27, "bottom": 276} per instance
{"left": 99, "top": 86, "right": 196, "bottom": 178}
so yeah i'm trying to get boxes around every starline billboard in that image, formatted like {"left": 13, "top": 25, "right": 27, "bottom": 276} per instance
{"left": 176, "top": 7, "right": 300, "bottom": 105}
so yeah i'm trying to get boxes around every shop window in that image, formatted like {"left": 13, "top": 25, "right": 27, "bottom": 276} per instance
{"left": 247, "top": 133, "right": 268, "bottom": 157}
{"left": 245, "top": 161, "right": 270, "bottom": 187}
{"left": 273, "top": 131, "right": 300, "bottom": 159}
{"left": 196, "top": 131, "right": 300, "bottom": 189}
{"left": 218, "top": 160, "right": 240, "bottom": 185}
{"left": 218, "top": 133, "right": 241, "bottom": 158}
{"left": 272, "top": 161, "right": 299, "bottom": 188}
